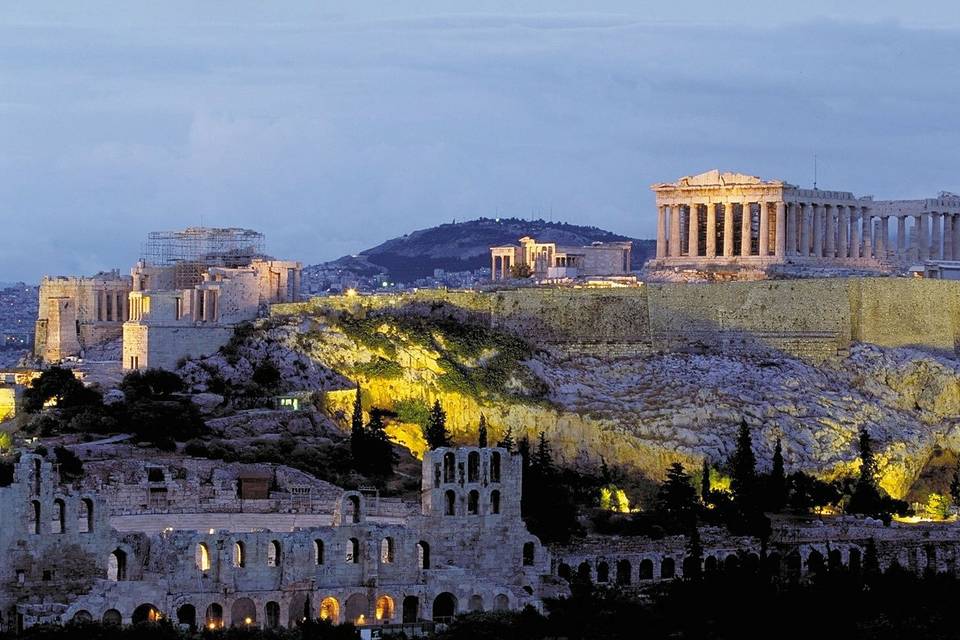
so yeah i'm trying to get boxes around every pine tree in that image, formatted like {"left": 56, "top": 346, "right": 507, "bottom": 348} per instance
{"left": 656, "top": 462, "right": 697, "bottom": 529}
{"left": 951, "top": 460, "right": 960, "bottom": 505}
{"left": 478, "top": 414, "right": 488, "bottom": 448}
{"left": 857, "top": 428, "right": 877, "bottom": 491}
{"left": 848, "top": 428, "right": 885, "bottom": 517}
{"left": 423, "top": 399, "right": 452, "bottom": 449}
{"left": 365, "top": 409, "right": 397, "bottom": 477}
{"left": 730, "top": 421, "right": 757, "bottom": 508}
{"left": 700, "top": 458, "right": 711, "bottom": 502}
{"left": 533, "top": 432, "right": 555, "bottom": 477}
{"left": 769, "top": 437, "right": 787, "bottom": 512}
{"left": 497, "top": 426, "right": 515, "bottom": 453}
{"left": 350, "top": 385, "right": 365, "bottom": 464}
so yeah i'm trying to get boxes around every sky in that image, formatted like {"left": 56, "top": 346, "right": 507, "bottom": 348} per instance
{"left": 2, "top": 1, "right": 960, "bottom": 282}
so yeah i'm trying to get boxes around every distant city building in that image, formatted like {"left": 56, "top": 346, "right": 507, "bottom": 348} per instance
{"left": 490, "top": 236, "right": 632, "bottom": 281}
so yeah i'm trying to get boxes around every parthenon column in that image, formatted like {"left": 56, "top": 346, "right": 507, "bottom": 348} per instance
{"left": 758, "top": 201, "right": 769, "bottom": 256}
{"left": 850, "top": 207, "right": 861, "bottom": 259}
{"left": 670, "top": 205, "right": 682, "bottom": 258}
{"left": 687, "top": 203, "right": 700, "bottom": 257}
{"left": 723, "top": 203, "right": 735, "bottom": 257}
{"left": 897, "top": 216, "right": 907, "bottom": 257}
{"left": 953, "top": 214, "right": 960, "bottom": 260}
{"left": 932, "top": 212, "right": 943, "bottom": 260}
{"left": 706, "top": 203, "right": 717, "bottom": 258}
{"left": 656, "top": 206, "right": 667, "bottom": 258}
{"left": 825, "top": 205, "right": 836, "bottom": 258}
{"left": 774, "top": 201, "right": 786, "bottom": 258}
{"left": 873, "top": 219, "right": 884, "bottom": 258}
{"left": 919, "top": 213, "right": 930, "bottom": 261}
{"left": 740, "top": 201, "right": 752, "bottom": 257}
{"left": 945, "top": 214, "right": 954, "bottom": 260}
{"left": 785, "top": 203, "right": 796, "bottom": 256}
{"left": 798, "top": 203, "right": 809, "bottom": 257}
{"left": 860, "top": 208, "right": 870, "bottom": 259}
{"left": 812, "top": 204, "right": 823, "bottom": 257}
{"left": 837, "top": 205, "right": 849, "bottom": 259}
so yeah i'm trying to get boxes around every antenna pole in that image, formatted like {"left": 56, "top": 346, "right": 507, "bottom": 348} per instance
{"left": 813, "top": 154, "right": 818, "bottom": 190}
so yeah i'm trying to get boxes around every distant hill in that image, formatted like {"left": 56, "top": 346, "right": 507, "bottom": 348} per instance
{"left": 309, "top": 218, "right": 654, "bottom": 282}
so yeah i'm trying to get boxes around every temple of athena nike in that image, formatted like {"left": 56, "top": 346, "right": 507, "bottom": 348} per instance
{"left": 649, "top": 170, "right": 960, "bottom": 273}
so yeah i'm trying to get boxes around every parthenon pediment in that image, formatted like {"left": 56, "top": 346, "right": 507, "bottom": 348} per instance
{"left": 678, "top": 170, "right": 769, "bottom": 187}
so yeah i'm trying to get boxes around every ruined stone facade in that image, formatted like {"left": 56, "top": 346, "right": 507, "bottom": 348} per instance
{"left": 0, "top": 447, "right": 555, "bottom": 632}
{"left": 33, "top": 272, "right": 132, "bottom": 363}
{"left": 490, "top": 236, "right": 632, "bottom": 281}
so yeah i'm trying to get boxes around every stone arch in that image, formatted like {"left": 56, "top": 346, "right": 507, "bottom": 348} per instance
{"left": 381, "top": 537, "right": 395, "bottom": 564}
{"left": 417, "top": 541, "right": 430, "bottom": 569}
{"left": 490, "top": 490, "right": 501, "bottom": 514}
{"left": 375, "top": 595, "right": 395, "bottom": 622}
{"left": 108, "top": 548, "right": 127, "bottom": 581}
{"left": 196, "top": 542, "right": 211, "bottom": 572}
{"left": 828, "top": 548, "right": 843, "bottom": 571}
{"left": 230, "top": 598, "right": 257, "bottom": 626}
{"left": 345, "top": 593, "right": 370, "bottom": 625}
{"left": 102, "top": 609, "right": 122, "bottom": 626}
{"left": 638, "top": 558, "right": 653, "bottom": 580}
{"left": 490, "top": 452, "right": 501, "bottom": 482}
{"left": 468, "top": 451, "right": 480, "bottom": 482}
{"left": 347, "top": 494, "right": 361, "bottom": 523}
{"left": 319, "top": 597, "right": 340, "bottom": 623}
{"left": 616, "top": 559, "right": 632, "bottom": 585}
{"left": 661, "top": 557, "right": 676, "bottom": 579}
{"left": 596, "top": 561, "right": 610, "bottom": 583}
{"left": 468, "top": 594, "right": 484, "bottom": 612}
{"left": 205, "top": 603, "right": 224, "bottom": 630}
{"left": 267, "top": 540, "right": 281, "bottom": 567}
{"left": 233, "top": 540, "right": 245, "bottom": 568}
{"left": 523, "top": 542, "right": 535, "bottom": 566}
{"left": 32, "top": 458, "right": 41, "bottom": 495}
{"left": 723, "top": 554, "right": 739, "bottom": 572}
{"left": 347, "top": 537, "right": 360, "bottom": 564}
{"left": 288, "top": 593, "right": 311, "bottom": 627}
{"left": 432, "top": 592, "right": 457, "bottom": 622}
{"left": 79, "top": 498, "right": 94, "bottom": 533}
{"left": 176, "top": 604, "right": 196, "bottom": 630}
{"left": 577, "top": 561, "right": 591, "bottom": 581}
{"left": 806, "top": 549, "right": 825, "bottom": 575}
{"left": 468, "top": 490, "right": 480, "bottom": 515}
{"left": 132, "top": 603, "right": 160, "bottom": 624}
{"left": 704, "top": 556, "right": 718, "bottom": 573}
{"left": 71, "top": 610, "right": 93, "bottom": 623}
{"left": 402, "top": 596, "right": 419, "bottom": 623}
{"left": 443, "top": 452, "right": 456, "bottom": 483}
{"left": 29, "top": 500, "right": 40, "bottom": 535}
{"left": 682, "top": 555, "right": 701, "bottom": 577}
{"left": 265, "top": 602, "right": 280, "bottom": 629}
{"left": 493, "top": 594, "right": 509, "bottom": 611}
{"left": 314, "top": 539, "right": 324, "bottom": 565}
{"left": 52, "top": 498, "right": 65, "bottom": 534}
{"left": 557, "top": 562, "right": 571, "bottom": 580}
{"left": 849, "top": 547, "right": 862, "bottom": 574}
{"left": 445, "top": 489, "right": 456, "bottom": 516}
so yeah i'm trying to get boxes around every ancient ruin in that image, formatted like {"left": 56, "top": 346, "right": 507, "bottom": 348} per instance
{"left": 490, "top": 236, "right": 632, "bottom": 281}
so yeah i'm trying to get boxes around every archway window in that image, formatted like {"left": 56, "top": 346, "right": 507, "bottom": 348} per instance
{"left": 468, "top": 490, "right": 480, "bottom": 515}
{"left": 468, "top": 595, "right": 484, "bottom": 612}
{"left": 33, "top": 458, "right": 41, "bottom": 495}
{"left": 52, "top": 498, "right": 66, "bottom": 534}
{"left": 345, "top": 593, "right": 370, "bottom": 625}
{"left": 319, "top": 597, "right": 340, "bottom": 623}
{"left": 493, "top": 594, "right": 509, "bottom": 612}
{"left": 807, "top": 550, "right": 825, "bottom": 575}
{"left": 347, "top": 537, "right": 360, "bottom": 564}
{"left": 597, "top": 561, "right": 610, "bottom": 583}
{"left": 445, "top": 490, "right": 456, "bottom": 516}
{"left": 196, "top": 543, "right": 211, "bottom": 572}
{"left": 230, "top": 598, "right": 257, "bottom": 627}
{"left": 265, "top": 602, "right": 280, "bottom": 629}
{"left": 490, "top": 490, "right": 501, "bottom": 514}
{"left": 490, "top": 452, "right": 501, "bottom": 483}
{"left": 72, "top": 610, "right": 93, "bottom": 623}
{"left": 108, "top": 549, "right": 127, "bottom": 581}
{"left": 402, "top": 596, "right": 419, "bottom": 623}
{"left": 617, "top": 559, "right": 632, "bottom": 585}
{"left": 348, "top": 495, "right": 361, "bottom": 523}
{"left": 375, "top": 595, "right": 395, "bottom": 622}
{"left": 468, "top": 451, "right": 480, "bottom": 482}
{"left": 443, "top": 453, "right": 455, "bottom": 483}
{"left": 638, "top": 558, "right": 653, "bottom": 580}
{"left": 79, "top": 498, "right": 94, "bottom": 533}
{"left": 176, "top": 605, "right": 197, "bottom": 631}
{"left": 132, "top": 603, "right": 160, "bottom": 624}
{"left": 233, "top": 541, "right": 245, "bottom": 568}
{"left": 29, "top": 500, "right": 40, "bottom": 535}
{"left": 522, "top": 542, "right": 535, "bottom": 566}
{"left": 417, "top": 541, "right": 430, "bottom": 569}
{"left": 315, "top": 539, "right": 324, "bottom": 565}
{"left": 661, "top": 557, "right": 676, "bottom": 579}
{"left": 205, "top": 603, "right": 224, "bottom": 630}
{"left": 577, "top": 561, "right": 591, "bottom": 581}
{"left": 102, "top": 610, "right": 122, "bottom": 626}
{"left": 432, "top": 592, "right": 457, "bottom": 623}
{"left": 267, "top": 540, "right": 281, "bottom": 567}
{"left": 381, "top": 537, "right": 395, "bottom": 564}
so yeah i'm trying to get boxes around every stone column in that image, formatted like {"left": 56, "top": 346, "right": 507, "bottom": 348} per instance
{"left": 919, "top": 213, "right": 930, "bottom": 261}
{"left": 945, "top": 214, "right": 954, "bottom": 261}
{"left": 785, "top": 203, "right": 796, "bottom": 256}
{"left": 837, "top": 205, "right": 849, "bottom": 259}
{"left": 850, "top": 207, "right": 861, "bottom": 259}
{"left": 687, "top": 203, "right": 700, "bottom": 257}
{"left": 740, "top": 201, "right": 752, "bottom": 257}
{"left": 706, "top": 203, "right": 717, "bottom": 258}
{"left": 824, "top": 205, "right": 836, "bottom": 258}
{"left": 897, "top": 216, "right": 907, "bottom": 257}
{"left": 670, "top": 205, "right": 682, "bottom": 258}
{"left": 798, "top": 203, "right": 810, "bottom": 257}
{"left": 723, "top": 203, "right": 735, "bottom": 257}
{"left": 932, "top": 212, "right": 943, "bottom": 260}
{"left": 953, "top": 213, "right": 960, "bottom": 260}
{"left": 656, "top": 205, "right": 667, "bottom": 258}
{"left": 861, "top": 208, "right": 871, "bottom": 259}
{"left": 775, "top": 201, "right": 786, "bottom": 258}
{"left": 873, "top": 219, "right": 883, "bottom": 258}
{"left": 758, "top": 201, "right": 769, "bottom": 257}
{"left": 812, "top": 204, "right": 823, "bottom": 257}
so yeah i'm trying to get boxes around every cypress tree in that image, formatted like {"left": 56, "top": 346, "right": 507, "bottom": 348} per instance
{"left": 350, "top": 385, "right": 365, "bottom": 464}
{"left": 533, "top": 432, "right": 555, "bottom": 476}
{"left": 857, "top": 428, "right": 877, "bottom": 491}
{"left": 730, "top": 420, "right": 757, "bottom": 508}
{"left": 365, "top": 409, "right": 397, "bottom": 477}
{"left": 656, "top": 462, "right": 697, "bottom": 529}
{"left": 685, "top": 525, "right": 704, "bottom": 580}
{"left": 423, "top": 399, "right": 452, "bottom": 449}
{"left": 478, "top": 414, "right": 488, "bottom": 448}
{"left": 497, "top": 426, "right": 515, "bottom": 453}
{"left": 863, "top": 537, "right": 880, "bottom": 582}
{"left": 769, "top": 437, "right": 787, "bottom": 512}
{"left": 700, "top": 458, "right": 711, "bottom": 502}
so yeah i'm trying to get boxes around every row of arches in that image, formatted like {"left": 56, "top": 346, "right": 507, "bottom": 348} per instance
{"left": 194, "top": 537, "right": 428, "bottom": 572}
{"left": 443, "top": 489, "right": 501, "bottom": 516}
{"left": 27, "top": 498, "right": 94, "bottom": 535}
{"left": 437, "top": 450, "right": 503, "bottom": 486}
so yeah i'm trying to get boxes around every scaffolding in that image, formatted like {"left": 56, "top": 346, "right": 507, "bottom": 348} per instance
{"left": 141, "top": 227, "right": 266, "bottom": 289}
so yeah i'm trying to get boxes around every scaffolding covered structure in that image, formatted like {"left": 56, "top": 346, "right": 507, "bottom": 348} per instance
{"left": 141, "top": 227, "right": 266, "bottom": 289}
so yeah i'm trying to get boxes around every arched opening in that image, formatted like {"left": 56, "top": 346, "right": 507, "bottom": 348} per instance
{"left": 577, "top": 561, "right": 591, "bottom": 582}
{"left": 267, "top": 540, "right": 281, "bottom": 567}
{"left": 445, "top": 490, "right": 456, "bottom": 516}
{"left": 432, "top": 592, "right": 457, "bottom": 623}
{"left": 29, "top": 500, "right": 40, "bottom": 535}
{"left": 319, "top": 597, "right": 340, "bottom": 623}
{"left": 52, "top": 498, "right": 65, "bottom": 534}
{"left": 828, "top": 548, "right": 843, "bottom": 571}
{"left": 79, "top": 498, "right": 93, "bottom": 533}
{"left": 683, "top": 555, "right": 700, "bottom": 577}
{"left": 468, "top": 451, "right": 480, "bottom": 482}
{"left": 265, "top": 602, "right": 280, "bottom": 629}
{"left": 596, "top": 561, "right": 610, "bottom": 583}
{"left": 616, "top": 559, "right": 632, "bottom": 585}
{"left": 314, "top": 539, "right": 324, "bottom": 565}
{"left": 375, "top": 595, "right": 395, "bottom": 622}
{"left": 347, "top": 537, "right": 360, "bottom": 564}
{"left": 557, "top": 563, "right": 571, "bottom": 580}
{"left": 230, "top": 598, "right": 257, "bottom": 627}
{"left": 493, "top": 594, "right": 509, "bottom": 611}
{"left": 176, "top": 604, "right": 196, "bottom": 631}
{"left": 522, "top": 542, "right": 535, "bottom": 566}
{"left": 345, "top": 593, "right": 370, "bottom": 625}
{"left": 205, "top": 603, "right": 224, "bottom": 630}
{"left": 417, "top": 541, "right": 430, "bottom": 569}
{"left": 71, "top": 610, "right": 93, "bottom": 623}
{"left": 490, "top": 452, "right": 501, "bottom": 482}
{"left": 233, "top": 541, "right": 245, "bottom": 568}
{"left": 108, "top": 549, "right": 127, "bottom": 581}
{"left": 638, "top": 558, "right": 653, "bottom": 580}
{"left": 849, "top": 548, "right": 862, "bottom": 575}
{"left": 33, "top": 458, "right": 41, "bottom": 495}
{"left": 468, "top": 595, "right": 484, "bottom": 612}
{"left": 381, "top": 537, "right": 395, "bottom": 564}
{"left": 704, "top": 556, "right": 718, "bottom": 573}
{"left": 661, "top": 557, "right": 676, "bottom": 579}
{"left": 766, "top": 552, "right": 782, "bottom": 578}
{"left": 723, "top": 554, "right": 739, "bottom": 573}
{"left": 807, "top": 549, "right": 825, "bottom": 575}
{"left": 468, "top": 490, "right": 480, "bottom": 515}
{"left": 402, "top": 596, "right": 419, "bottom": 623}
{"left": 102, "top": 610, "right": 122, "bottom": 626}
{"left": 196, "top": 543, "right": 211, "bottom": 572}
{"left": 288, "top": 593, "right": 311, "bottom": 627}
{"left": 443, "top": 452, "right": 455, "bottom": 483}
{"left": 490, "top": 490, "right": 501, "bottom": 514}
{"left": 132, "top": 603, "right": 160, "bottom": 624}
{"left": 744, "top": 553, "right": 760, "bottom": 572}
{"left": 348, "top": 495, "right": 361, "bottom": 523}
{"left": 786, "top": 551, "right": 802, "bottom": 582}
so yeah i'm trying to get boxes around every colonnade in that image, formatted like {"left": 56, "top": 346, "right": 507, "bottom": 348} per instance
{"left": 96, "top": 289, "right": 128, "bottom": 323}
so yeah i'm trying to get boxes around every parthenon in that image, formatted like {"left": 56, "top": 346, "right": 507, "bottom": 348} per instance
{"left": 649, "top": 170, "right": 960, "bottom": 271}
